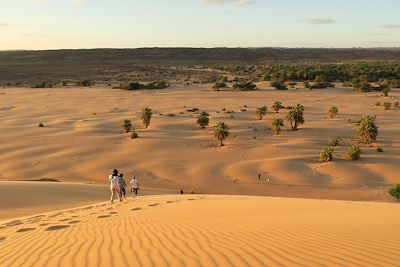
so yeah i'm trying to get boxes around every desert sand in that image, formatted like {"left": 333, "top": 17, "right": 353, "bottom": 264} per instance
{"left": 1, "top": 194, "right": 399, "bottom": 267}
{"left": 1, "top": 85, "right": 399, "bottom": 201}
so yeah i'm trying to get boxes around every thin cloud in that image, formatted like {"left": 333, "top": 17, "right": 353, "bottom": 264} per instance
{"left": 200, "top": 0, "right": 251, "bottom": 5}
{"left": 303, "top": 18, "right": 336, "bottom": 25}
{"left": 0, "top": 23, "right": 10, "bottom": 27}
{"left": 378, "top": 24, "right": 400, "bottom": 29}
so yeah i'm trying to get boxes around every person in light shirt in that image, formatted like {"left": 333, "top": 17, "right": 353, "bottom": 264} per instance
{"left": 130, "top": 176, "right": 140, "bottom": 197}
{"left": 108, "top": 169, "right": 122, "bottom": 203}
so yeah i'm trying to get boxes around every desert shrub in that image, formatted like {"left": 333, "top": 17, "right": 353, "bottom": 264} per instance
{"left": 377, "top": 147, "right": 384, "bottom": 152}
{"left": 31, "top": 178, "right": 60, "bottom": 182}
{"left": 388, "top": 185, "right": 400, "bottom": 201}
{"left": 288, "top": 82, "right": 297, "bottom": 88}
{"left": 329, "top": 137, "right": 342, "bottom": 147}
{"left": 272, "top": 101, "right": 283, "bottom": 113}
{"left": 121, "top": 119, "right": 132, "bottom": 133}
{"left": 197, "top": 111, "right": 210, "bottom": 128}
{"left": 126, "top": 81, "right": 169, "bottom": 90}
{"left": 272, "top": 118, "right": 284, "bottom": 135}
{"left": 394, "top": 101, "right": 399, "bottom": 107}
{"left": 212, "top": 82, "right": 227, "bottom": 90}
{"left": 383, "top": 102, "right": 392, "bottom": 110}
{"left": 328, "top": 106, "right": 339, "bottom": 118}
{"left": 320, "top": 147, "right": 334, "bottom": 162}
{"left": 285, "top": 104, "right": 305, "bottom": 130}
{"left": 214, "top": 122, "right": 230, "bottom": 146}
{"left": 382, "top": 87, "right": 390, "bottom": 97}
{"left": 348, "top": 146, "right": 362, "bottom": 160}
{"left": 62, "top": 81, "right": 67, "bottom": 86}
{"left": 375, "top": 102, "right": 381, "bottom": 106}
{"left": 271, "top": 81, "right": 287, "bottom": 90}
{"left": 141, "top": 108, "right": 153, "bottom": 128}
{"left": 187, "top": 108, "right": 199, "bottom": 112}
{"left": 233, "top": 81, "right": 257, "bottom": 91}
{"left": 310, "top": 82, "right": 335, "bottom": 89}
{"left": 357, "top": 115, "right": 378, "bottom": 143}
{"left": 352, "top": 75, "right": 371, "bottom": 92}
{"left": 38, "top": 123, "right": 44, "bottom": 127}
{"left": 256, "top": 106, "right": 268, "bottom": 120}
{"left": 32, "top": 82, "right": 51, "bottom": 88}
{"left": 131, "top": 130, "right": 139, "bottom": 139}
{"left": 79, "top": 80, "right": 92, "bottom": 86}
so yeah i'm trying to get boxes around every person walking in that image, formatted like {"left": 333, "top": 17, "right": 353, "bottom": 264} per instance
{"left": 118, "top": 173, "right": 127, "bottom": 199}
{"left": 109, "top": 169, "right": 122, "bottom": 203}
{"left": 130, "top": 176, "right": 140, "bottom": 197}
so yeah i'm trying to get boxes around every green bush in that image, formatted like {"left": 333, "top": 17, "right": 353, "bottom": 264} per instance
{"left": 256, "top": 106, "right": 268, "bottom": 120}
{"left": 271, "top": 81, "right": 287, "bottom": 90}
{"left": 131, "top": 130, "right": 139, "bottom": 139}
{"left": 329, "top": 137, "right": 342, "bottom": 147}
{"left": 141, "top": 108, "right": 153, "bottom": 128}
{"left": 376, "top": 147, "right": 384, "bottom": 152}
{"left": 212, "top": 82, "right": 227, "bottom": 90}
{"left": 394, "top": 101, "right": 399, "bottom": 107}
{"left": 121, "top": 119, "right": 132, "bottom": 133}
{"left": 348, "top": 146, "right": 362, "bottom": 160}
{"left": 389, "top": 185, "right": 400, "bottom": 201}
{"left": 233, "top": 81, "right": 257, "bottom": 91}
{"left": 197, "top": 111, "right": 210, "bottom": 128}
{"left": 328, "top": 106, "right": 339, "bottom": 118}
{"left": 383, "top": 102, "right": 392, "bottom": 110}
{"left": 38, "top": 123, "right": 44, "bottom": 127}
{"left": 272, "top": 101, "right": 283, "bottom": 113}
{"left": 79, "top": 80, "right": 92, "bottom": 86}
{"left": 375, "top": 102, "right": 381, "bottom": 106}
{"left": 320, "top": 147, "right": 334, "bottom": 162}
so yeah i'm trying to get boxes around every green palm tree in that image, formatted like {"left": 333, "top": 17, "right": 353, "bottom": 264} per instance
{"left": 272, "top": 101, "right": 283, "bottom": 113}
{"left": 285, "top": 104, "right": 305, "bottom": 130}
{"left": 255, "top": 106, "right": 268, "bottom": 120}
{"left": 328, "top": 106, "right": 339, "bottom": 118}
{"left": 214, "top": 122, "right": 230, "bottom": 146}
{"left": 121, "top": 119, "right": 132, "bottom": 133}
{"left": 272, "top": 118, "right": 284, "bottom": 135}
{"left": 197, "top": 111, "right": 210, "bottom": 128}
{"left": 141, "top": 108, "right": 153, "bottom": 128}
{"left": 357, "top": 115, "right": 378, "bottom": 143}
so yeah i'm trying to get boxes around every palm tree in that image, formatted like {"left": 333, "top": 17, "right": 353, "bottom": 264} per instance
{"left": 272, "top": 101, "right": 283, "bottom": 113}
{"left": 197, "top": 111, "right": 210, "bottom": 128}
{"left": 121, "top": 119, "right": 132, "bottom": 133}
{"left": 357, "top": 115, "right": 378, "bottom": 143}
{"left": 285, "top": 104, "right": 305, "bottom": 130}
{"left": 214, "top": 122, "right": 230, "bottom": 146}
{"left": 272, "top": 118, "right": 284, "bottom": 135}
{"left": 320, "top": 147, "right": 334, "bottom": 162}
{"left": 141, "top": 108, "right": 153, "bottom": 128}
{"left": 255, "top": 106, "right": 268, "bottom": 120}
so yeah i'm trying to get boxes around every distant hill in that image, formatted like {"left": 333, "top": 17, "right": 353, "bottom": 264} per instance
{"left": 1, "top": 48, "right": 400, "bottom": 86}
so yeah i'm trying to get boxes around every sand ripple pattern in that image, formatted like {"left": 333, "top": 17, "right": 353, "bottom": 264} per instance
{"left": 1, "top": 195, "right": 400, "bottom": 267}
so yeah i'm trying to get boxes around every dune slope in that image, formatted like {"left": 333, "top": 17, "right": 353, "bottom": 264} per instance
{"left": 1, "top": 195, "right": 399, "bottom": 267}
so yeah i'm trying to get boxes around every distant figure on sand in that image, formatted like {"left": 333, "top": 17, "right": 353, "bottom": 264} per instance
{"left": 258, "top": 174, "right": 261, "bottom": 180}
{"left": 267, "top": 178, "right": 270, "bottom": 184}
{"left": 118, "top": 173, "right": 127, "bottom": 199}
{"left": 233, "top": 178, "right": 237, "bottom": 183}
{"left": 109, "top": 169, "right": 122, "bottom": 203}
{"left": 130, "top": 176, "right": 140, "bottom": 197}
{"left": 180, "top": 189, "right": 184, "bottom": 194}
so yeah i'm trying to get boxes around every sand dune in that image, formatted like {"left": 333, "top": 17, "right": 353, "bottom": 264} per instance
{"left": 1, "top": 194, "right": 399, "bottom": 267}
{"left": 0, "top": 85, "right": 399, "bottom": 201}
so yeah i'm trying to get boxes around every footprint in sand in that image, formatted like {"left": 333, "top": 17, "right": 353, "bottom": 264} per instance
{"left": 131, "top": 207, "right": 142, "bottom": 211}
{"left": 165, "top": 201, "right": 174, "bottom": 204}
{"left": 0, "top": 237, "right": 5, "bottom": 242}
{"left": 59, "top": 218, "right": 71, "bottom": 222}
{"left": 109, "top": 211, "right": 118, "bottom": 214}
{"left": 68, "top": 220, "right": 80, "bottom": 224}
{"left": 39, "top": 223, "right": 49, "bottom": 226}
{"left": 97, "top": 215, "right": 111, "bottom": 219}
{"left": 46, "top": 225, "right": 70, "bottom": 231}
{"left": 148, "top": 203, "right": 160, "bottom": 207}
{"left": 16, "top": 228, "right": 36, "bottom": 233}
{"left": 5, "top": 220, "right": 23, "bottom": 227}
{"left": 187, "top": 198, "right": 196, "bottom": 201}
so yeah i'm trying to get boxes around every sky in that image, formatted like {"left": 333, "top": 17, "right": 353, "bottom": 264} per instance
{"left": 1, "top": 0, "right": 400, "bottom": 50}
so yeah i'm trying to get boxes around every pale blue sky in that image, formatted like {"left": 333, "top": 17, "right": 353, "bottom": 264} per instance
{"left": 1, "top": 0, "right": 400, "bottom": 50}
